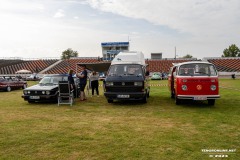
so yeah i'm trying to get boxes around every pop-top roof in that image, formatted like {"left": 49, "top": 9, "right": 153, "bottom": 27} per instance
{"left": 111, "top": 51, "right": 145, "bottom": 65}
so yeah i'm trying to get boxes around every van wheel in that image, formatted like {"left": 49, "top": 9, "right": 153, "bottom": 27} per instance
{"left": 6, "top": 86, "right": 11, "bottom": 92}
{"left": 208, "top": 99, "right": 215, "bottom": 106}
{"left": 171, "top": 91, "right": 175, "bottom": 99}
{"left": 175, "top": 97, "right": 181, "bottom": 105}
{"left": 142, "top": 95, "right": 147, "bottom": 103}
{"left": 108, "top": 99, "right": 113, "bottom": 103}
{"left": 147, "top": 91, "right": 150, "bottom": 98}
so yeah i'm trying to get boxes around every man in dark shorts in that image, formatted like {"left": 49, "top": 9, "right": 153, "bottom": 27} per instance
{"left": 77, "top": 65, "right": 88, "bottom": 101}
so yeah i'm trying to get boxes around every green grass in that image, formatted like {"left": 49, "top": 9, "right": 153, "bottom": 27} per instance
{"left": 0, "top": 79, "right": 239, "bottom": 160}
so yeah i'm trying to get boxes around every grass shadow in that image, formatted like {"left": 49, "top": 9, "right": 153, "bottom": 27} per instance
{"left": 177, "top": 100, "right": 216, "bottom": 109}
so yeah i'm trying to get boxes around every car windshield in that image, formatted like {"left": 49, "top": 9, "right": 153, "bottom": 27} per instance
{"left": 108, "top": 64, "right": 143, "bottom": 76}
{"left": 39, "top": 76, "right": 68, "bottom": 85}
{"left": 178, "top": 63, "right": 217, "bottom": 76}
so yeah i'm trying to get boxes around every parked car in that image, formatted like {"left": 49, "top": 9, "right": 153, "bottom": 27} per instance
{"left": 161, "top": 73, "right": 168, "bottom": 80}
{"left": 0, "top": 76, "right": 27, "bottom": 92}
{"left": 22, "top": 74, "right": 72, "bottom": 103}
{"left": 151, "top": 72, "right": 161, "bottom": 80}
{"left": 99, "top": 72, "right": 106, "bottom": 81}
{"left": 26, "top": 73, "right": 41, "bottom": 81}
{"left": 168, "top": 61, "right": 220, "bottom": 105}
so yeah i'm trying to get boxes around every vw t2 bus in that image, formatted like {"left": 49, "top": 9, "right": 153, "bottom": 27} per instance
{"left": 168, "top": 61, "right": 220, "bottom": 105}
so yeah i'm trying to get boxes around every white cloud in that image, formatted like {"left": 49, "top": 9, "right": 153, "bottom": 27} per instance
{"left": 53, "top": 9, "right": 65, "bottom": 18}
{"left": 0, "top": 0, "right": 239, "bottom": 59}
{"left": 0, "top": 0, "right": 45, "bottom": 13}
{"left": 85, "top": 0, "right": 240, "bottom": 37}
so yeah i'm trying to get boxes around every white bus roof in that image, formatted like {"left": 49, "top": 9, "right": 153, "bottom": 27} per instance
{"left": 111, "top": 51, "right": 145, "bottom": 65}
{"left": 173, "top": 61, "right": 213, "bottom": 67}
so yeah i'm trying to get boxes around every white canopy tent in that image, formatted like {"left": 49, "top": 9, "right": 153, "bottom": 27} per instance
{"left": 15, "top": 69, "right": 32, "bottom": 74}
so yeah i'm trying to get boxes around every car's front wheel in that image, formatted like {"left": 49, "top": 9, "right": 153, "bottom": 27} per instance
{"left": 22, "top": 84, "right": 27, "bottom": 89}
{"left": 6, "top": 86, "right": 11, "bottom": 92}
{"left": 107, "top": 99, "right": 113, "bottom": 103}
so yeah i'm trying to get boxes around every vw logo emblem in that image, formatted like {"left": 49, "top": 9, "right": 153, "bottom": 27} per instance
{"left": 196, "top": 85, "right": 202, "bottom": 90}
{"left": 122, "top": 82, "right": 125, "bottom": 86}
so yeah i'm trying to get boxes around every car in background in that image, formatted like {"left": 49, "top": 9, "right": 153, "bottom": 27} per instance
{"left": 26, "top": 73, "right": 41, "bottom": 81}
{"left": 151, "top": 72, "right": 161, "bottom": 80}
{"left": 22, "top": 74, "right": 70, "bottom": 103}
{"left": 0, "top": 76, "right": 27, "bottom": 92}
{"left": 161, "top": 73, "right": 168, "bottom": 80}
{"left": 98, "top": 72, "right": 106, "bottom": 81}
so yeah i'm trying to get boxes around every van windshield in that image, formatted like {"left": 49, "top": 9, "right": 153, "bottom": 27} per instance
{"left": 178, "top": 63, "right": 217, "bottom": 76}
{"left": 108, "top": 64, "right": 143, "bottom": 76}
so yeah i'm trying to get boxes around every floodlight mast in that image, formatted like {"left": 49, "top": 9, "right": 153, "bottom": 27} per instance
{"left": 175, "top": 46, "right": 177, "bottom": 59}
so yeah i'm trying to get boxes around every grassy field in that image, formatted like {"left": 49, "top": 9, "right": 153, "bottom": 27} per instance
{"left": 0, "top": 79, "right": 239, "bottom": 160}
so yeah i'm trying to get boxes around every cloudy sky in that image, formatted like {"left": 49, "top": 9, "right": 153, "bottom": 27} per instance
{"left": 0, "top": 0, "right": 239, "bottom": 59}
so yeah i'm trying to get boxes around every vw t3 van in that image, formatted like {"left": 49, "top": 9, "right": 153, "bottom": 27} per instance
{"left": 168, "top": 61, "right": 220, "bottom": 105}
{"left": 104, "top": 51, "right": 150, "bottom": 103}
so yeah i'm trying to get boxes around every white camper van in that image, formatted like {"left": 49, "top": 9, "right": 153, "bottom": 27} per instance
{"left": 104, "top": 51, "right": 150, "bottom": 103}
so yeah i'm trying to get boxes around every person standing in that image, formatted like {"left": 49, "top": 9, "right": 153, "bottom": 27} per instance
{"left": 90, "top": 71, "right": 99, "bottom": 97}
{"left": 68, "top": 69, "right": 76, "bottom": 98}
{"left": 77, "top": 65, "right": 88, "bottom": 101}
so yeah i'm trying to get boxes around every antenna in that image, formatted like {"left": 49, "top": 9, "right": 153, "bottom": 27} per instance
{"left": 128, "top": 35, "right": 131, "bottom": 51}
{"left": 128, "top": 35, "right": 131, "bottom": 42}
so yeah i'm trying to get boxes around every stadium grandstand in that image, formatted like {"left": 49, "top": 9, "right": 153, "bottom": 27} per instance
{"left": 0, "top": 58, "right": 59, "bottom": 75}
{"left": 0, "top": 57, "right": 239, "bottom": 77}
{"left": 203, "top": 57, "right": 240, "bottom": 72}
{"left": 146, "top": 58, "right": 198, "bottom": 73}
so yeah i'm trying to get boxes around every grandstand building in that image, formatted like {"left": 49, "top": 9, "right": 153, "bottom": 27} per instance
{"left": 151, "top": 53, "right": 162, "bottom": 59}
{"left": 101, "top": 42, "right": 129, "bottom": 61}
{"left": 0, "top": 57, "right": 240, "bottom": 78}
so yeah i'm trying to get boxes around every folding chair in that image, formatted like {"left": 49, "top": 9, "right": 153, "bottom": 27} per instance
{"left": 58, "top": 81, "right": 74, "bottom": 106}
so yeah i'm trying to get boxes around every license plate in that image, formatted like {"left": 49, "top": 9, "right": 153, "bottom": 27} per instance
{"left": 193, "top": 96, "right": 207, "bottom": 100}
{"left": 117, "top": 95, "right": 130, "bottom": 98}
{"left": 30, "top": 96, "right": 40, "bottom": 99}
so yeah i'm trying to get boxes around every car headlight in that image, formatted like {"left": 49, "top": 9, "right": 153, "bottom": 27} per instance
{"left": 105, "top": 82, "right": 113, "bottom": 86}
{"left": 24, "top": 90, "right": 28, "bottom": 94}
{"left": 42, "top": 91, "right": 46, "bottom": 94}
{"left": 182, "top": 85, "right": 188, "bottom": 91}
{"left": 27, "top": 91, "right": 31, "bottom": 94}
{"left": 210, "top": 85, "right": 216, "bottom": 91}
{"left": 46, "top": 91, "right": 50, "bottom": 95}
{"left": 134, "top": 82, "right": 142, "bottom": 86}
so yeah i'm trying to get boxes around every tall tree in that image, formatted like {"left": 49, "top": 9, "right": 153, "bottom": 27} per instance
{"left": 61, "top": 48, "right": 78, "bottom": 60}
{"left": 182, "top": 54, "right": 193, "bottom": 58}
{"left": 222, "top": 44, "right": 240, "bottom": 57}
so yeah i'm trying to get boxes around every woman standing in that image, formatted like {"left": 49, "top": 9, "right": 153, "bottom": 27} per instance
{"left": 90, "top": 71, "right": 99, "bottom": 97}
{"left": 77, "top": 65, "right": 88, "bottom": 101}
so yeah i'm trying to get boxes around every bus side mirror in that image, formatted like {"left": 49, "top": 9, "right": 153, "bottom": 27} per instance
{"left": 173, "top": 72, "right": 176, "bottom": 77}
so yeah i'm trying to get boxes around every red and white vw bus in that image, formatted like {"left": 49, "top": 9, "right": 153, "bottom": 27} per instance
{"left": 168, "top": 61, "right": 220, "bottom": 105}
